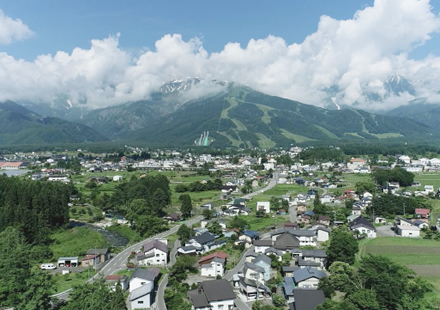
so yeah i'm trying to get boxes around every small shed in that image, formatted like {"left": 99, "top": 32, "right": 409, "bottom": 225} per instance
{"left": 58, "top": 257, "right": 79, "bottom": 268}
{"left": 113, "top": 175, "right": 123, "bottom": 182}
{"left": 396, "top": 225, "right": 420, "bottom": 238}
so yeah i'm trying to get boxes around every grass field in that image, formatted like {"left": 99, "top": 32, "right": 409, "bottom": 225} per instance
{"left": 360, "top": 237, "right": 440, "bottom": 300}
{"left": 50, "top": 227, "right": 108, "bottom": 260}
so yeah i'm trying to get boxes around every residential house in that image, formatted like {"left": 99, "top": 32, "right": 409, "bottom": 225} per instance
{"left": 265, "top": 247, "right": 283, "bottom": 261}
{"left": 163, "top": 213, "right": 181, "bottom": 223}
{"left": 352, "top": 206, "right": 362, "bottom": 216}
{"left": 129, "top": 283, "right": 154, "bottom": 310}
{"left": 86, "top": 248, "right": 109, "bottom": 263}
{"left": 253, "top": 239, "right": 273, "bottom": 254}
{"left": 288, "top": 289, "right": 325, "bottom": 310}
{"left": 243, "top": 262, "right": 264, "bottom": 283}
{"left": 187, "top": 279, "right": 236, "bottom": 310}
{"left": 253, "top": 255, "right": 272, "bottom": 281}
{"left": 349, "top": 216, "right": 376, "bottom": 238}
{"left": 129, "top": 267, "right": 160, "bottom": 292}
{"left": 274, "top": 233, "right": 300, "bottom": 253}
{"left": 106, "top": 275, "right": 128, "bottom": 291}
{"left": 186, "top": 232, "right": 217, "bottom": 253}
{"left": 292, "top": 267, "right": 327, "bottom": 289}
{"left": 281, "top": 266, "right": 300, "bottom": 278}
{"left": 256, "top": 201, "right": 270, "bottom": 213}
{"left": 317, "top": 216, "right": 330, "bottom": 226}
{"left": 238, "top": 276, "right": 271, "bottom": 301}
{"left": 413, "top": 220, "right": 430, "bottom": 229}
{"left": 201, "top": 257, "right": 226, "bottom": 278}
{"left": 245, "top": 251, "right": 260, "bottom": 263}
{"left": 415, "top": 208, "right": 431, "bottom": 219}
{"left": 299, "top": 250, "right": 327, "bottom": 270}
{"left": 198, "top": 252, "right": 228, "bottom": 266}
{"left": 137, "top": 239, "right": 168, "bottom": 266}
{"left": 312, "top": 227, "right": 330, "bottom": 243}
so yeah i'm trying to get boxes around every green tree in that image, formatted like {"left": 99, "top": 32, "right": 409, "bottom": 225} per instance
{"left": 270, "top": 196, "right": 281, "bottom": 211}
{"left": 17, "top": 270, "right": 54, "bottom": 310}
{"left": 207, "top": 221, "right": 222, "bottom": 236}
{"left": 179, "top": 194, "right": 193, "bottom": 219}
{"left": 202, "top": 208, "right": 215, "bottom": 220}
{"left": 272, "top": 294, "right": 286, "bottom": 307}
{"left": 326, "top": 226, "right": 358, "bottom": 267}
{"left": 229, "top": 216, "right": 248, "bottom": 231}
{"left": 177, "top": 224, "right": 192, "bottom": 243}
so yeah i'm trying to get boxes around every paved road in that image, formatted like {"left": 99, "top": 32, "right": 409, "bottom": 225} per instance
{"left": 242, "top": 173, "right": 278, "bottom": 199}
{"left": 155, "top": 240, "right": 181, "bottom": 310}
{"left": 52, "top": 216, "right": 203, "bottom": 301}
{"left": 376, "top": 225, "right": 397, "bottom": 237}
{"left": 235, "top": 299, "right": 252, "bottom": 310}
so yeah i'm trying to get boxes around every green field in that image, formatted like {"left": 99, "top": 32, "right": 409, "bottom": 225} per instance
{"left": 50, "top": 227, "right": 108, "bottom": 260}
{"left": 413, "top": 173, "right": 440, "bottom": 191}
{"left": 360, "top": 237, "right": 440, "bottom": 300}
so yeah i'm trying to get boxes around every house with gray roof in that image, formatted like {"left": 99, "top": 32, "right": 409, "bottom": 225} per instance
{"left": 264, "top": 247, "right": 283, "bottom": 261}
{"left": 238, "top": 276, "right": 271, "bottom": 301}
{"left": 243, "top": 262, "right": 265, "bottom": 283}
{"left": 129, "top": 282, "right": 154, "bottom": 310}
{"left": 300, "top": 250, "right": 327, "bottom": 270}
{"left": 253, "top": 239, "right": 273, "bottom": 253}
{"left": 254, "top": 255, "right": 272, "bottom": 281}
{"left": 274, "top": 233, "right": 300, "bottom": 252}
{"left": 187, "top": 279, "right": 236, "bottom": 310}
{"left": 201, "top": 257, "right": 226, "bottom": 278}
{"left": 289, "top": 289, "right": 325, "bottom": 310}
{"left": 292, "top": 267, "right": 327, "bottom": 289}
{"left": 349, "top": 216, "right": 376, "bottom": 238}
{"left": 129, "top": 268, "right": 161, "bottom": 293}
{"left": 137, "top": 239, "right": 168, "bottom": 266}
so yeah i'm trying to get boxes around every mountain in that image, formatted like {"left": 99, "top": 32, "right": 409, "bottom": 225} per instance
{"left": 386, "top": 99, "right": 440, "bottom": 129}
{"left": 0, "top": 101, "right": 108, "bottom": 145}
{"left": 118, "top": 86, "right": 434, "bottom": 148}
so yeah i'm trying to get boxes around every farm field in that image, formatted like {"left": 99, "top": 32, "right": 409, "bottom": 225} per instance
{"left": 360, "top": 237, "right": 440, "bottom": 300}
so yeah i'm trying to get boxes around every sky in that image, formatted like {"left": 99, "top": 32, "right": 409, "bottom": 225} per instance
{"left": 0, "top": 0, "right": 440, "bottom": 110}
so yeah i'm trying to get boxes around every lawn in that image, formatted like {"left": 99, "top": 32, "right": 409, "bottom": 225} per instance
{"left": 50, "top": 227, "right": 108, "bottom": 259}
{"left": 238, "top": 214, "right": 289, "bottom": 231}
{"left": 52, "top": 269, "right": 93, "bottom": 294}
{"left": 413, "top": 173, "right": 440, "bottom": 191}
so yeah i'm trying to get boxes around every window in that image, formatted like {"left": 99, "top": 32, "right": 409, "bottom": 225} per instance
{"left": 141, "top": 282, "right": 146, "bottom": 285}
{"left": 138, "top": 301, "right": 144, "bottom": 304}
{"left": 218, "top": 305, "right": 224, "bottom": 309}
{"left": 156, "top": 254, "right": 160, "bottom": 257}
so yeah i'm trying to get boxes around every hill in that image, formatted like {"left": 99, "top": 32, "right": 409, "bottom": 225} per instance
{"left": 386, "top": 100, "right": 440, "bottom": 130}
{"left": 120, "top": 86, "right": 434, "bottom": 148}
{"left": 0, "top": 101, "right": 108, "bottom": 145}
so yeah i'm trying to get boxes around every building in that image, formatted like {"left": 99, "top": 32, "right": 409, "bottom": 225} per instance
{"left": 256, "top": 201, "right": 270, "bottom": 213}
{"left": 106, "top": 275, "right": 128, "bottom": 291}
{"left": 288, "top": 289, "right": 325, "bottom": 310}
{"left": 396, "top": 225, "right": 420, "bottom": 238}
{"left": 200, "top": 257, "right": 226, "bottom": 278}
{"left": 187, "top": 279, "right": 236, "bottom": 310}
{"left": 349, "top": 216, "right": 376, "bottom": 238}
{"left": 292, "top": 267, "right": 327, "bottom": 289}
{"left": 136, "top": 239, "right": 168, "bottom": 266}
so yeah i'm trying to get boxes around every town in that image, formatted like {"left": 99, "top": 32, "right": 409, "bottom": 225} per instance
{"left": 1, "top": 145, "right": 440, "bottom": 310}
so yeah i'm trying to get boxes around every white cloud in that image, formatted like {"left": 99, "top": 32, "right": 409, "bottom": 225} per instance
{"left": 0, "top": 9, "right": 34, "bottom": 45}
{"left": 0, "top": 0, "right": 440, "bottom": 111}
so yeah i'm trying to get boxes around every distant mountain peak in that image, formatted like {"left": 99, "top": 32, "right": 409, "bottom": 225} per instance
{"left": 384, "top": 74, "right": 416, "bottom": 96}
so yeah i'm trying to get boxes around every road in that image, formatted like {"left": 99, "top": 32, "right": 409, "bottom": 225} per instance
{"left": 52, "top": 216, "right": 202, "bottom": 301}
{"left": 155, "top": 239, "right": 181, "bottom": 310}
{"left": 242, "top": 173, "right": 278, "bottom": 200}
{"left": 234, "top": 299, "right": 252, "bottom": 310}
{"left": 376, "top": 225, "right": 397, "bottom": 237}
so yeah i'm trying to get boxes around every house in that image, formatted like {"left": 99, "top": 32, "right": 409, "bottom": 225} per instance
{"left": 282, "top": 277, "right": 296, "bottom": 303}
{"left": 415, "top": 208, "right": 431, "bottom": 219}
{"left": 201, "top": 257, "right": 226, "bottom": 277}
{"left": 313, "top": 227, "right": 330, "bottom": 242}
{"left": 413, "top": 220, "right": 430, "bottom": 229}
{"left": 349, "top": 216, "right": 376, "bottom": 238}
{"left": 288, "top": 289, "right": 326, "bottom": 310}
{"left": 197, "top": 252, "right": 228, "bottom": 266}
{"left": 57, "top": 257, "right": 78, "bottom": 268}
{"left": 243, "top": 262, "right": 265, "bottom": 283}
{"left": 177, "top": 245, "right": 198, "bottom": 256}
{"left": 137, "top": 239, "right": 168, "bottom": 266}
{"left": 187, "top": 279, "right": 236, "bottom": 310}
{"left": 245, "top": 251, "right": 260, "bottom": 263}
{"left": 352, "top": 206, "right": 362, "bottom": 216}
{"left": 187, "top": 232, "right": 216, "bottom": 252}
{"left": 292, "top": 267, "right": 327, "bottom": 289}
{"left": 281, "top": 266, "right": 300, "bottom": 278}
{"left": 253, "top": 239, "right": 273, "bottom": 254}
{"left": 274, "top": 233, "right": 300, "bottom": 252}
{"left": 163, "top": 213, "right": 181, "bottom": 222}
{"left": 81, "top": 254, "right": 100, "bottom": 268}
{"left": 300, "top": 250, "right": 327, "bottom": 270}
{"left": 253, "top": 255, "right": 272, "bottom": 281}
{"left": 317, "top": 215, "right": 330, "bottom": 226}
{"left": 106, "top": 275, "right": 128, "bottom": 291}
{"left": 256, "top": 201, "right": 270, "bottom": 213}
{"left": 424, "top": 185, "right": 434, "bottom": 194}
{"left": 85, "top": 248, "right": 109, "bottom": 263}
{"left": 201, "top": 202, "right": 214, "bottom": 210}
{"left": 265, "top": 247, "right": 283, "bottom": 261}
{"left": 129, "top": 267, "right": 161, "bottom": 292}
{"left": 239, "top": 230, "right": 259, "bottom": 244}
{"left": 238, "top": 276, "right": 271, "bottom": 301}
{"left": 129, "top": 283, "right": 154, "bottom": 309}
{"left": 396, "top": 225, "right": 420, "bottom": 238}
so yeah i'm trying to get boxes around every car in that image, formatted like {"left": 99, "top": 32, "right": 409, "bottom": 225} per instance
{"left": 41, "top": 263, "right": 56, "bottom": 270}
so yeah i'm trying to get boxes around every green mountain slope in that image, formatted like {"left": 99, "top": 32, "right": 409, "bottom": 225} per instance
{"left": 0, "top": 101, "right": 108, "bottom": 145}
{"left": 122, "top": 86, "right": 434, "bottom": 148}
{"left": 386, "top": 101, "right": 440, "bottom": 130}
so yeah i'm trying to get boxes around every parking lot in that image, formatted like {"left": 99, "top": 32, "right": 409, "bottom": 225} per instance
{"left": 376, "top": 225, "right": 398, "bottom": 237}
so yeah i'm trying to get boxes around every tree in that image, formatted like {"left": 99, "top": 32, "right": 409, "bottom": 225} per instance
{"left": 229, "top": 216, "right": 248, "bottom": 231}
{"left": 202, "top": 208, "right": 215, "bottom": 220}
{"left": 270, "top": 196, "right": 280, "bottom": 211}
{"left": 272, "top": 294, "right": 286, "bottom": 307}
{"left": 326, "top": 226, "right": 358, "bottom": 267}
{"left": 355, "top": 181, "right": 376, "bottom": 195}
{"left": 179, "top": 194, "right": 193, "bottom": 219}
{"left": 17, "top": 270, "right": 54, "bottom": 310}
{"left": 177, "top": 224, "right": 192, "bottom": 243}
{"left": 207, "top": 221, "right": 222, "bottom": 236}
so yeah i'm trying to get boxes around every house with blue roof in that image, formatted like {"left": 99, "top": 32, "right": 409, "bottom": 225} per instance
{"left": 254, "top": 255, "right": 272, "bottom": 281}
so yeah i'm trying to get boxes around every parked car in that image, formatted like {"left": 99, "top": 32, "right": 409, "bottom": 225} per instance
{"left": 41, "top": 263, "right": 56, "bottom": 270}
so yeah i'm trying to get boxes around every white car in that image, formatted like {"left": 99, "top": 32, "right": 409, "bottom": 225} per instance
{"left": 41, "top": 263, "right": 56, "bottom": 270}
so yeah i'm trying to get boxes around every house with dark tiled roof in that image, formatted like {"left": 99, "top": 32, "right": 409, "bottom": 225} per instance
{"left": 187, "top": 279, "right": 236, "bottom": 310}
{"left": 288, "top": 289, "right": 325, "bottom": 310}
{"left": 292, "top": 267, "right": 327, "bottom": 289}
{"left": 349, "top": 216, "right": 376, "bottom": 238}
{"left": 136, "top": 239, "right": 168, "bottom": 266}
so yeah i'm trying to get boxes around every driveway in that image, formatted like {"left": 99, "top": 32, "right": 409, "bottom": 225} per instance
{"left": 376, "top": 225, "right": 397, "bottom": 237}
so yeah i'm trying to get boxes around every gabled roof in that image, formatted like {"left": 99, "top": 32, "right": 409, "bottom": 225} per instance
{"left": 301, "top": 249, "right": 327, "bottom": 258}
{"left": 129, "top": 268, "right": 160, "bottom": 282}
{"left": 193, "top": 232, "right": 216, "bottom": 244}
{"left": 202, "top": 279, "right": 236, "bottom": 302}
{"left": 290, "top": 289, "right": 325, "bottom": 310}
{"left": 244, "top": 262, "right": 265, "bottom": 273}
{"left": 239, "top": 276, "right": 271, "bottom": 292}
{"left": 254, "top": 255, "right": 271, "bottom": 266}
{"left": 143, "top": 239, "right": 168, "bottom": 253}
{"left": 197, "top": 251, "right": 228, "bottom": 264}
{"left": 243, "top": 230, "right": 259, "bottom": 238}
{"left": 415, "top": 208, "right": 430, "bottom": 215}
{"left": 86, "top": 248, "right": 109, "bottom": 255}
{"left": 253, "top": 239, "right": 272, "bottom": 246}
{"left": 274, "top": 233, "right": 300, "bottom": 250}
{"left": 293, "top": 267, "right": 327, "bottom": 283}
{"left": 349, "top": 216, "right": 376, "bottom": 231}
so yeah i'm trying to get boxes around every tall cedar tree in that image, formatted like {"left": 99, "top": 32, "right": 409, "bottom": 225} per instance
{"left": 326, "top": 226, "right": 358, "bottom": 267}
{"left": 179, "top": 194, "right": 192, "bottom": 219}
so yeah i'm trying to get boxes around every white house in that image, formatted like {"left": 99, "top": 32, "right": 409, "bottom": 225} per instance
{"left": 129, "top": 268, "right": 160, "bottom": 293}
{"left": 136, "top": 239, "right": 168, "bottom": 266}
{"left": 293, "top": 267, "right": 327, "bottom": 289}
{"left": 396, "top": 225, "right": 420, "bottom": 238}
{"left": 253, "top": 239, "right": 273, "bottom": 253}
{"left": 129, "top": 283, "right": 154, "bottom": 309}
{"left": 256, "top": 201, "right": 270, "bottom": 213}
{"left": 112, "top": 175, "right": 123, "bottom": 182}
{"left": 187, "top": 279, "right": 236, "bottom": 310}
{"left": 349, "top": 216, "right": 376, "bottom": 238}
{"left": 201, "top": 257, "right": 226, "bottom": 277}
{"left": 243, "top": 262, "right": 264, "bottom": 284}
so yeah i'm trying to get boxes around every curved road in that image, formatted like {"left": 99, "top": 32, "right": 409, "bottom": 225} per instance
{"left": 52, "top": 216, "right": 203, "bottom": 301}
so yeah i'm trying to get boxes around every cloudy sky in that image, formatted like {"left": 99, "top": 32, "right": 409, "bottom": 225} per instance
{"left": 0, "top": 0, "right": 440, "bottom": 110}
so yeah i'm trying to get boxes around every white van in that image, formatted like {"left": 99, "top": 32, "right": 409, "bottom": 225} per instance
{"left": 41, "top": 263, "right": 56, "bottom": 270}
